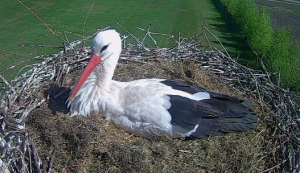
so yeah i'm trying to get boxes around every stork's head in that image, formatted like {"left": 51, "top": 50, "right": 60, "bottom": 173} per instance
{"left": 69, "top": 29, "right": 122, "bottom": 101}
{"left": 91, "top": 29, "right": 122, "bottom": 59}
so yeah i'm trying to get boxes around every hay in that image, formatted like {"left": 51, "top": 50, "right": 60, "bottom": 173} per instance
{"left": 0, "top": 26, "right": 299, "bottom": 172}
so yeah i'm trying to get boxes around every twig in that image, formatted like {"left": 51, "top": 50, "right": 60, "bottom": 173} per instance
{"left": 62, "top": 25, "right": 70, "bottom": 44}
{"left": 137, "top": 27, "right": 163, "bottom": 46}
{"left": 203, "top": 26, "right": 231, "bottom": 59}
{"left": 116, "top": 22, "right": 141, "bottom": 45}
{"left": 46, "top": 148, "right": 55, "bottom": 173}
{"left": 16, "top": 0, "right": 68, "bottom": 44}
{"left": 140, "top": 25, "right": 151, "bottom": 46}
{"left": 82, "top": 3, "right": 94, "bottom": 39}
{"left": 29, "top": 142, "right": 41, "bottom": 173}
{"left": 262, "top": 159, "right": 287, "bottom": 173}
{"left": 0, "top": 74, "right": 16, "bottom": 93}
{"left": 178, "top": 32, "right": 181, "bottom": 50}
{"left": 137, "top": 25, "right": 158, "bottom": 46}
{"left": 201, "top": 19, "right": 212, "bottom": 49}
{"left": 121, "top": 35, "right": 129, "bottom": 48}
{"left": 178, "top": 150, "right": 192, "bottom": 154}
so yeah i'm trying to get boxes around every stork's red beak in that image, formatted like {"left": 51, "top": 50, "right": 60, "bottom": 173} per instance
{"left": 69, "top": 55, "right": 102, "bottom": 101}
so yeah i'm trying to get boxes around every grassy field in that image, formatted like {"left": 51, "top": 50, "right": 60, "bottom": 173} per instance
{"left": 0, "top": 0, "right": 234, "bottom": 80}
{"left": 256, "top": 0, "right": 300, "bottom": 39}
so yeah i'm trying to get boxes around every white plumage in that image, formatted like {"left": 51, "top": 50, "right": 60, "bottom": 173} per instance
{"left": 68, "top": 30, "right": 257, "bottom": 139}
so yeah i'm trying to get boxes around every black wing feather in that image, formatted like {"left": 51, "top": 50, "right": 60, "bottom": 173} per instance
{"left": 161, "top": 80, "right": 257, "bottom": 139}
{"left": 167, "top": 95, "right": 257, "bottom": 139}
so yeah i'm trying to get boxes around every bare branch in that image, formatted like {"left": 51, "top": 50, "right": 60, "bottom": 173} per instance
{"left": 16, "top": 0, "right": 68, "bottom": 44}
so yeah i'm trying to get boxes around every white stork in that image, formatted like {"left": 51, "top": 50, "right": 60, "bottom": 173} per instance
{"left": 68, "top": 29, "right": 257, "bottom": 139}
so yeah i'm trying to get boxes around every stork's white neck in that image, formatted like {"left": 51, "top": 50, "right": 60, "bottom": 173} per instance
{"left": 92, "top": 53, "right": 119, "bottom": 90}
{"left": 69, "top": 52, "right": 120, "bottom": 116}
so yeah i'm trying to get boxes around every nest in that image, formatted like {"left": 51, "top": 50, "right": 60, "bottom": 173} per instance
{"left": 0, "top": 26, "right": 299, "bottom": 172}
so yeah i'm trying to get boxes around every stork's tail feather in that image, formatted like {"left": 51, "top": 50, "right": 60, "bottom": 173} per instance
{"left": 187, "top": 100, "right": 257, "bottom": 139}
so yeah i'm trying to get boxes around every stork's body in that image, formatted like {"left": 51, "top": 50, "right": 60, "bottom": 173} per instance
{"left": 68, "top": 30, "right": 257, "bottom": 139}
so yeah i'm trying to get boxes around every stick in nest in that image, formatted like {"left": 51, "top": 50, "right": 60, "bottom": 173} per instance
{"left": 82, "top": 3, "right": 95, "bottom": 42}
{"left": 16, "top": 0, "right": 68, "bottom": 44}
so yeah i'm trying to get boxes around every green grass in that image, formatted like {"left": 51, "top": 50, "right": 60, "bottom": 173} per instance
{"left": 268, "top": 28, "right": 300, "bottom": 91}
{"left": 0, "top": 0, "right": 233, "bottom": 81}
{"left": 221, "top": 0, "right": 273, "bottom": 55}
{"left": 219, "top": 0, "right": 300, "bottom": 92}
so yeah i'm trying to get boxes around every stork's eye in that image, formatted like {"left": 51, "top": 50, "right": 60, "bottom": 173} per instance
{"left": 101, "top": 45, "right": 109, "bottom": 52}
